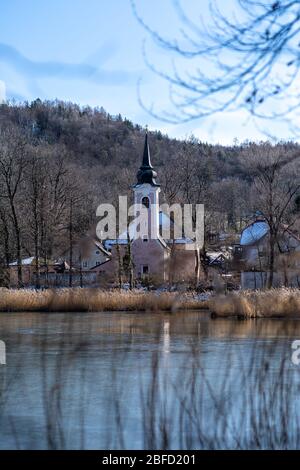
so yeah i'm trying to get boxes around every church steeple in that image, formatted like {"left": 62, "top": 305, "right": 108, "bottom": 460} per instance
{"left": 142, "top": 132, "right": 152, "bottom": 167}
{"left": 136, "top": 132, "right": 159, "bottom": 186}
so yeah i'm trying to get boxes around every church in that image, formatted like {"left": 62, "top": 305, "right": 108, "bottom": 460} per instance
{"left": 97, "top": 133, "right": 200, "bottom": 285}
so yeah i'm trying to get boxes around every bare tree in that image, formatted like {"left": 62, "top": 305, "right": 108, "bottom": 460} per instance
{"left": 63, "top": 176, "right": 93, "bottom": 288}
{"left": 68, "top": 196, "right": 74, "bottom": 288}
{"left": 241, "top": 143, "right": 300, "bottom": 287}
{"left": 133, "top": 0, "right": 300, "bottom": 133}
{"left": 26, "top": 147, "right": 49, "bottom": 288}
{"left": 0, "top": 203, "right": 11, "bottom": 269}
{"left": 0, "top": 126, "right": 28, "bottom": 287}
{"left": 0, "top": 205, "right": 10, "bottom": 287}
{"left": 176, "top": 142, "right": 212, "bottom": 283}
{"left": 116, "top": 243, "right": 123, "bottom": 288}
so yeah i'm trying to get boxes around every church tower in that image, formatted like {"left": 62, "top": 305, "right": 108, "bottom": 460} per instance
{"left": 133, "top": 132, "right": 160, "bottom": 240}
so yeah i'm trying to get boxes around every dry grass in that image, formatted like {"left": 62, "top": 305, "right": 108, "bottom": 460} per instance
{"left": 0, "top": 288, "right": 209, "bottom": 313}
{"left": 211, "top": 288, "right": 300, "bottom": 318}
{"left": 3, "top": 287, "right": 300, "bottom": 317}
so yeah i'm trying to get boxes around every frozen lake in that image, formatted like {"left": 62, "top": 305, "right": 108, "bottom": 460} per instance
{"left": 1, "top": 310, "right": 300, "bottom": 449}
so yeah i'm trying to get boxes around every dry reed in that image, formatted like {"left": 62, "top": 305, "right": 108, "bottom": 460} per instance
{"left": 211, "top": 288, "right": 300, "bottom": 318}
{"left": 0, "top": 288, "right": 209, "bottom": 313}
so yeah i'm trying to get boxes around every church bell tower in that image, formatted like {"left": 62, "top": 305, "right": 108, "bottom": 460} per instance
{"left": 133, "top": 132, "right": 160, "bottom": 240}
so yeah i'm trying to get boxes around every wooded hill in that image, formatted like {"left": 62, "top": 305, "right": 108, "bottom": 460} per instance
{"left": 0, "top": 99, "right": 299, "bottom": 274}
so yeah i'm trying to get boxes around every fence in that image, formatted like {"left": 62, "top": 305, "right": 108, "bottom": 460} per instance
{"left": 37, "top": 272, "right": 98, "bottom": 287}
{"left": 241, "top": 271, "right": 300, "bottom": 289}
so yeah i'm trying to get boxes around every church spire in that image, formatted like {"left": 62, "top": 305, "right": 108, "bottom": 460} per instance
{"left": 136, "top": 132, "right": 159, "bottom": 186}
{"left": 142, "top": 132, "right": 152, "bottom": 168}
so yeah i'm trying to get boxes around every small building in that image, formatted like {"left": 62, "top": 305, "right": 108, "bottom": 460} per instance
{"left": 8, "top": 236, "right": 112, "bottom": 288}
{"left": 9, "top": 257, "right": 57, "bottom": 287}
{"left": 61, "top": 236, "right": 111, "bottom": 271}
{"left": 235, "top": 218, "right": 300, "bottom": 289}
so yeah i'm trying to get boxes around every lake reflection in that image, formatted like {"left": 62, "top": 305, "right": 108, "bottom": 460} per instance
{"left": 0, "top": 311, "right": 300, "bottom": 449}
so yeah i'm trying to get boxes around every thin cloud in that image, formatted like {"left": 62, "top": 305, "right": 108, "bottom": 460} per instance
{"left": 0, "top": 43, "right": 131, "bottom": 85}
{"left": 0, "top": 80, "right": 6, "bottom": 102}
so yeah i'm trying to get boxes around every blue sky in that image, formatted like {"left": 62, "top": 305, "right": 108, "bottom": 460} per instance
{"left": 0, "top": 0, "right": 293, "bottom": 144}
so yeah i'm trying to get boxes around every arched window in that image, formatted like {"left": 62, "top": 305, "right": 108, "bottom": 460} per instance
{"left": 142, "top": 196, "right": 150, "bottom": 209}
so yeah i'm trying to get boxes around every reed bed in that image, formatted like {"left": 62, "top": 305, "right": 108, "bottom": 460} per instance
{"left": 0, "top": 287, "right": 210, "bottom": 313}
{"left": 211, "top": 287, "right": 300, "bottom": 318}
{"left": 3, "top": 287, "right": 300, "bottom": 317}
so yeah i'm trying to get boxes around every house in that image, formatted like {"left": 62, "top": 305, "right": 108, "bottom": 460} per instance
{"left": 9, "top": 257, "right": 57, "bottom": 287}
{"left": 47, "top": 236, "right": 112, "bottom": 287}
{"left": 8, "top": 237, "right": 112, "bottom": 287}
{"left": 99, "top": 133, "right": 200, "bottom": 285}
{"left": 235, "top": 218, "right": 300, "bottom": 288}
{"left": 61, "top": 236, "right": 111, "bottom": 271}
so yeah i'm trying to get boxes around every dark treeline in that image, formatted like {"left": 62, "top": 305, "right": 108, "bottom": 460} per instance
{"left": 0, "top": 99, "right": 300, "bottom": 286}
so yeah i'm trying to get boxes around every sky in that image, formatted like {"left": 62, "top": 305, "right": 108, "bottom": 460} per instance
{"left": 0, "top": 0, "right": 293, "bottom": 145}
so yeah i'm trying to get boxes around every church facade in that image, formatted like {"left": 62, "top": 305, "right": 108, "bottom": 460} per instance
{"left": 97, "top": 133, "right": 199, "bottom": 285}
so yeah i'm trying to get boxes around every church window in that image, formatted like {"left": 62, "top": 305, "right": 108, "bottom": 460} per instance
{"left": 142, "top": 265, "right": 149, "bottom": 274}
{"left": 142, "top": 196, "right": 150, "bottom": 209}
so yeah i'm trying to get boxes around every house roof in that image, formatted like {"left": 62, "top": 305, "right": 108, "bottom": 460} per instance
{"left": 9, "top": 257, "right": 56, "bottom": 267}
{"left": 281, "top": 224, "right": 300, "bottom": 243}
{"left": 60, "top": 236, "right": 111, "bottom": 259}
{"left": 240, "top": 219, "right": 300, "bottom": 246}
{"left": 9, "top": 257, "right": 35, "bottom": 266}
{"left": 240, "top": 221, "right": 269, "bottom": 246}
{"left": 207, "top": 251, "right": 229, "bottom": 265}
{"left": 94, "top": 240, "right": 112, "bottom": 257}
{"left": 90, "top": 258, "right": 112, "bottom": 270}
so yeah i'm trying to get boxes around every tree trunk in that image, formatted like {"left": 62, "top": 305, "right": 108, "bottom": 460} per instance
{"left": 116, "top": 243, "right": 123, "bottom": 288}
{"left": 194, "top": 246, "right": 200, "bottom": 287}
{"left": 34, "top": 220, "right": 40, "bottom": 289}
{"left": 69, "top": 199, "right": 73, "bottom": 288}
{"left": 200, "top": 245, "right": 208, "bottom": 282}
{"left": 33, "top": 190, "right": 40, "bottom": 289}
{"left": 10, "top": 203, "right": 22, "bottom": 288}
{"left": 79, "top": 252, "right": 83, "bottom": 288}
{"left": 127, "top": 229, "right": 134, "bottom": 290}
{"left": 0, "top": 211, "right": 10, "bottom": 268}
{"left": 267, "top": 233, "right": 275, "bottom": 289}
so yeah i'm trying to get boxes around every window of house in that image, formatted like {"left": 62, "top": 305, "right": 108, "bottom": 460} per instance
{"left": 142, "top": 265, "right": 149, "bottom": 274}
{"left": 142, "top": 196, "right": 150, "bottom": 209}
{"left": 82, "top": 261, "right": 88, "bottom": 268}
{"left": 95, "top": 250, "right": 100, "bottom": 255}
{"left": 96, "top": 261, "right": 101, "bottom": 266}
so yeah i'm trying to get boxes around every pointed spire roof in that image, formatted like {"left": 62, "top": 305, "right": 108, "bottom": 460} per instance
{"left": 142, "top": 132, "right": 152, "bottom": 168}
{"left": 135, "top": 132, "right": 160, "bottom": 186}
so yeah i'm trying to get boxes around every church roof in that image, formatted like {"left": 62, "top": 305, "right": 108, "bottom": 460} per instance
{"left": 104, "top": 212, "right": 193, "bottom": 249}
{"left": 135, "top": 133, "right": 160, "bottom": 187}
